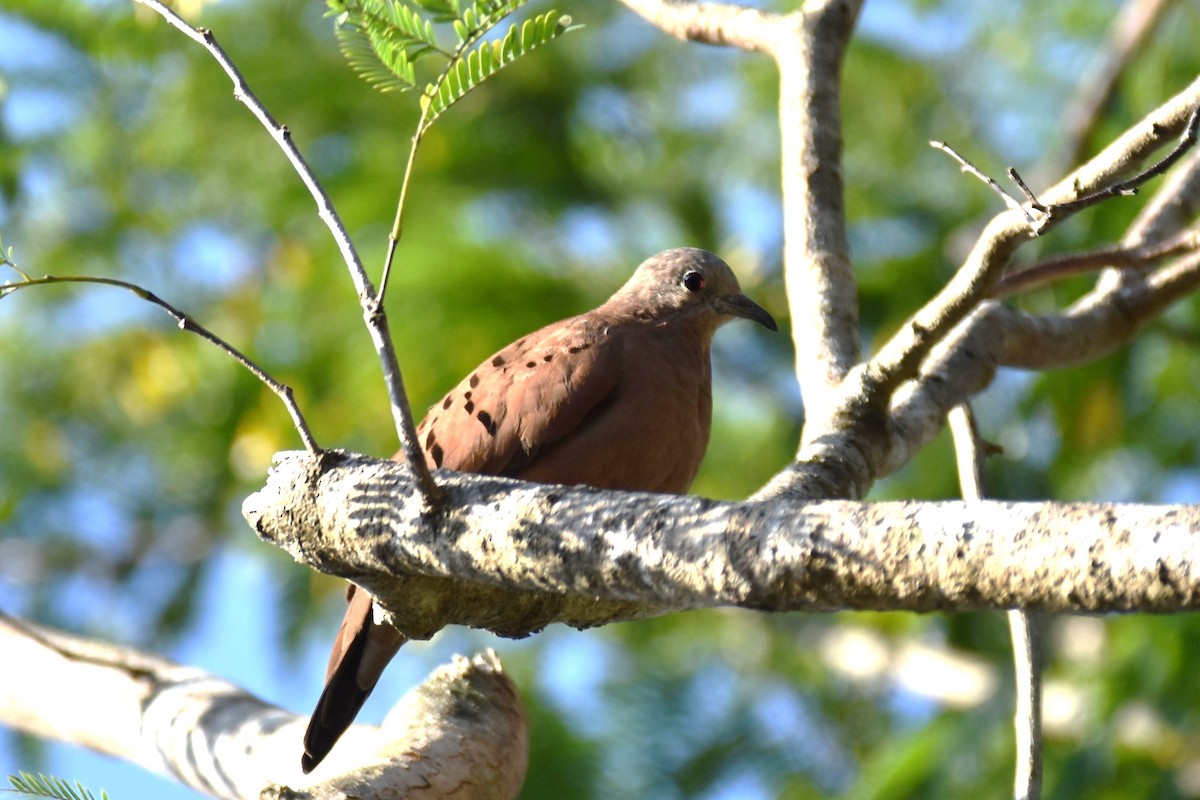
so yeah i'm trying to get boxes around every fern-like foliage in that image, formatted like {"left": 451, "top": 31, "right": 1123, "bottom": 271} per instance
{"left": 424, "top": 9, "right": 573, "bottom": 125}
{"left": 329, "top": 0, "right": 445, "bottom": 92}
{"left": 7, "top": 772, "right": 110, "bottom": 800}
{"left": 328, "top": 0, "right": 577, "bottom": 125}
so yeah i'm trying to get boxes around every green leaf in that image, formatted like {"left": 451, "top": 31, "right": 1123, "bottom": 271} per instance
{"left": 7, "top": 772, "right": 110, "bottom": 800}
{"left": 422, "top": 9, "right": 576, "bottom": 126}
{"left": 379, "top": 1, "right": 441, "bottom": 55}
{"left": 335, "top": 25, "right": 415, "bottom": 93}
{"left": 413, "top": 0, "right": 459, "bottom": 22}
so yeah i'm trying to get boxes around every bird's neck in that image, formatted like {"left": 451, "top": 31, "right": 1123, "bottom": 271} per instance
{"left": 596, "top": 298, "right": 720, "bottom": 342}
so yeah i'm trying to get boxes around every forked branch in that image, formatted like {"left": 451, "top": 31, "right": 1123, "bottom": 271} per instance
{"left": 131, "top": 0, "right": 440, "bottom": 505}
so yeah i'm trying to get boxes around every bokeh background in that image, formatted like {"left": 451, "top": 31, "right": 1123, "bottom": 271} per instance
{"left": 2, "top": 1, "right": 1200, "bottom": 797}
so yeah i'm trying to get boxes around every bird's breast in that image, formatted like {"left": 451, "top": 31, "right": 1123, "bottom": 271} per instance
{"left": 515, "top": 329, "right": 713, "bottom": 494}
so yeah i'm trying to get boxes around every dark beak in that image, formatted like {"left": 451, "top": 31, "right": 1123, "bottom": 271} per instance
{"left": 719, "top": 293, "right": 778, "bottom": 332}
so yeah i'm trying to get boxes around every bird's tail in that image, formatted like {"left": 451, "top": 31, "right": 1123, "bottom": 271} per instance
{"left": 301, "top": 587, "right": 406, "bottom": 773}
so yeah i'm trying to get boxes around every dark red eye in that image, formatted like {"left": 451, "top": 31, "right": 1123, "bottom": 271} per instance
{"left": 682, "top": 271, "right": 705, "bottom": 292}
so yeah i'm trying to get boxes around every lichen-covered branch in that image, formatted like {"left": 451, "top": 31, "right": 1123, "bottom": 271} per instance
{"left": 244, "top": 451, "right": 1200, "bottom": 641}
{"left": 0, "top": 612, "right": 526, "bottom": 800}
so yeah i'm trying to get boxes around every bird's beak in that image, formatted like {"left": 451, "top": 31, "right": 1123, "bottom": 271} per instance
{"left": 719, "top": 293, "right": 778, "bottom": 332}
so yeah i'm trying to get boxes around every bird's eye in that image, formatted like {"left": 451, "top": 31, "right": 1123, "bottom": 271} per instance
{"left": 682, "top": 271, "right": 705, "bottom": 292}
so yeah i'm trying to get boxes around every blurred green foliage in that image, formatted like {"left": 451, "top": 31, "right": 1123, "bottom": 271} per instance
{"left": 2, "top": 0, "right": 1200, "bottom": 798}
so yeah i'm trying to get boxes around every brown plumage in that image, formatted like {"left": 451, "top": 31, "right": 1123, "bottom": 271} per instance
{"left": 301, "top": 248, "right": 776, "bottom": 772}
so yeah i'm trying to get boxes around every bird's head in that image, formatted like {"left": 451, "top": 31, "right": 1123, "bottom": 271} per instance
{"left": 609, "top": 247, "right": 778, "bottom": 334}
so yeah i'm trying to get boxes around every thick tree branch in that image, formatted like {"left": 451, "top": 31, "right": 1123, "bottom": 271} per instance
{"left": 244, "top": 451, "right": 1200, "bottom": 641}
{"left": 0, "top": 612, "right": 525, "bottom": 800}
{"left": 776, "top": 0, "right": 864, "bottom": 420}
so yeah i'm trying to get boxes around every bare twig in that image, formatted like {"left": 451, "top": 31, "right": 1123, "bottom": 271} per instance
{"left": 1, "top": 272, "right": 318, "bottom": 453}
{"left": 948, "top": 406, "right": 1042, "bottom": 800}
{"left": 132, "top": 0, "right": 441, "bottom": 506}
{"left": 1042, "top": 77, "right": 1200, "bottom": 205}
{"left": 1121, "top": 142, "right": 1200, "bottom": 246}
{"left": 1007, "top": 167, "right": 1043, "bottom": 209}
{"left": 934, "top": 104, "right": 1200, "bottom": 240}
{"left": 931, "top": 140, "right": 1041, "bottom": 223}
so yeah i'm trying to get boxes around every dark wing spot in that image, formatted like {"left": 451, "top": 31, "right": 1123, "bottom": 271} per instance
{"left": 543, "top": 353, "right": 553, "bottom": 362}
{"left": 464, "top": 400, "right": 475, "bottom": 413}
{"left": 464, "top": 390, "right": 472, "bottom": 400}
{"left": 492, "top": 355, "right": 506, "bottom": 368}
{"left": 430, "top": 443, "right": 444, "bottom": 468}
{"left": 469, "top": 373, "right": 480, "bottom": 388}
{"left": 476, "top": 410, "right": 498, "bottom": 436}
{"left": 526, "top": 361, "right": 537, "bottom": 368}
{"left": 568, "top": 344, "right": 588, "bottom": 354}
{"left": 441, "top": 396, "right": 453, "bottom": 410}
{"left": 516, "top": 338, "right": 528, "bottom": 348}
{"left": 424, "top": 430, "right": 437, "bottom": 450}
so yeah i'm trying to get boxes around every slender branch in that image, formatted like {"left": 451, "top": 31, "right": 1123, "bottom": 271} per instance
{"left": 131, "top": 0, "right": 441, "bottom": 506}
{"left": 995, "top": 226, "right": 1200, "bottom": 297}
{"left": 377, "top": 9, "right": 484, "bottom": 307}
{"left": 1, "top": 273, "right": 318, "bottom": 452}
{"left": 376, "top": 101, "right": 432, "bottom": 307}
{"left": 1041, "top": 75, "right": 1200, "bottom": 205}
{"left": 1121, "top": 145, "right": 1200, "bottom": 246}
{"left": 948, "top": 407, "right": 1042, "bottom": 800}
{"left": 930, "top": 140, "right": 1041, "bottom": 223}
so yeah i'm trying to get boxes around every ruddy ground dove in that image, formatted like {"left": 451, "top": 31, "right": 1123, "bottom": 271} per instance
{"left": 301, "top": 247, "right": 777, "bottom": 771}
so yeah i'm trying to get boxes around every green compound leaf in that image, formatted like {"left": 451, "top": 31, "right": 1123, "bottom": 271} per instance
{"left": 8, "top": 771, "right": 110, "bottom": 800}
{"left": 423, "top": 10, "right": 577, "bottom": 126}
{"left": 335, "top": 24, "right": 417, "bottom": 93}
